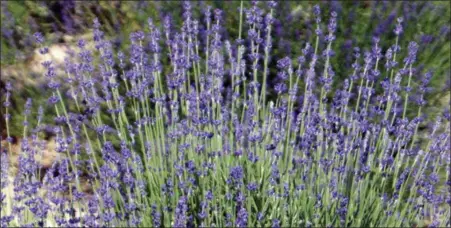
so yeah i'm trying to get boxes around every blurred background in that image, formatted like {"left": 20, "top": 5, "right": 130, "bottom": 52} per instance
{"left": 1, "top": 1, "right": 450, "bottom": 137}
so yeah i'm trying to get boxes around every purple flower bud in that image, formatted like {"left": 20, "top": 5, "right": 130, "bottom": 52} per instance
{"left": 130, "top": 31, "right": 145, "bottom": 42}
{"left": 272, "top": 218, "right": 281, "bottom": 228}
{"left": 404, "top": 41, "right": 418, "bottom": 65}
{"left": 77, "top": 39, "right": 86, "bottom": 49}
{"left": 247, "top": 182, "right": 258, "bottom": 191}
{"left": 93, "top": 17, "right": 101, "bottom": 29}
{"left": 267, "top": 1, "right": 277, "bottom": 8}
{"left": 24, "top": 98, "right": 32, "bottom": 115}
{"left": 277, "top": 56, "right": 291, "bottom": 69}
{"left": 313, "top": 5, "right": 321, "bottom": 16}
{"left": 47, "top": 95, "right": 60, "bottom": 105}
{"left": 230, "top": 166, "right": 244, "bottom": 181}
{"left": 275, "top": 83, "right": 287, "bottom": 94}
{"left": 236, "top": 207, "right": 248, "bottom": 227}
{"left": 5, "top": 82, "right": 12, "bottom": 91}
{"left": 33, "top": 32, "right": 44, "bottom": 44}
{"left": 394, "top": 17, "right": 403, "bottom": 35}
{"left": 3, "top": 92, "right": 11, "bottom": 108}
{"left": 174, "top": 196, "right": 189, "bottom": 227}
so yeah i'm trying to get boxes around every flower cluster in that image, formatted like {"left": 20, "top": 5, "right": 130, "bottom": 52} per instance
{"left": 1, "top": 2, "right": 450, "bottom": 227}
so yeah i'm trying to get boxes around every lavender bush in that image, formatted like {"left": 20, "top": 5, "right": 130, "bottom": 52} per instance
{"left": 1, "top": 2, "right": 450, "bottom": 227}
{"left": 2, "top": 2, "right": 450, "bottom": 135}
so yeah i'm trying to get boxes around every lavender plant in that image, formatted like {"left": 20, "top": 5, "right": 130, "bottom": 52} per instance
{"left": 1, "top": 2, "right": 450, "bottom": 227}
